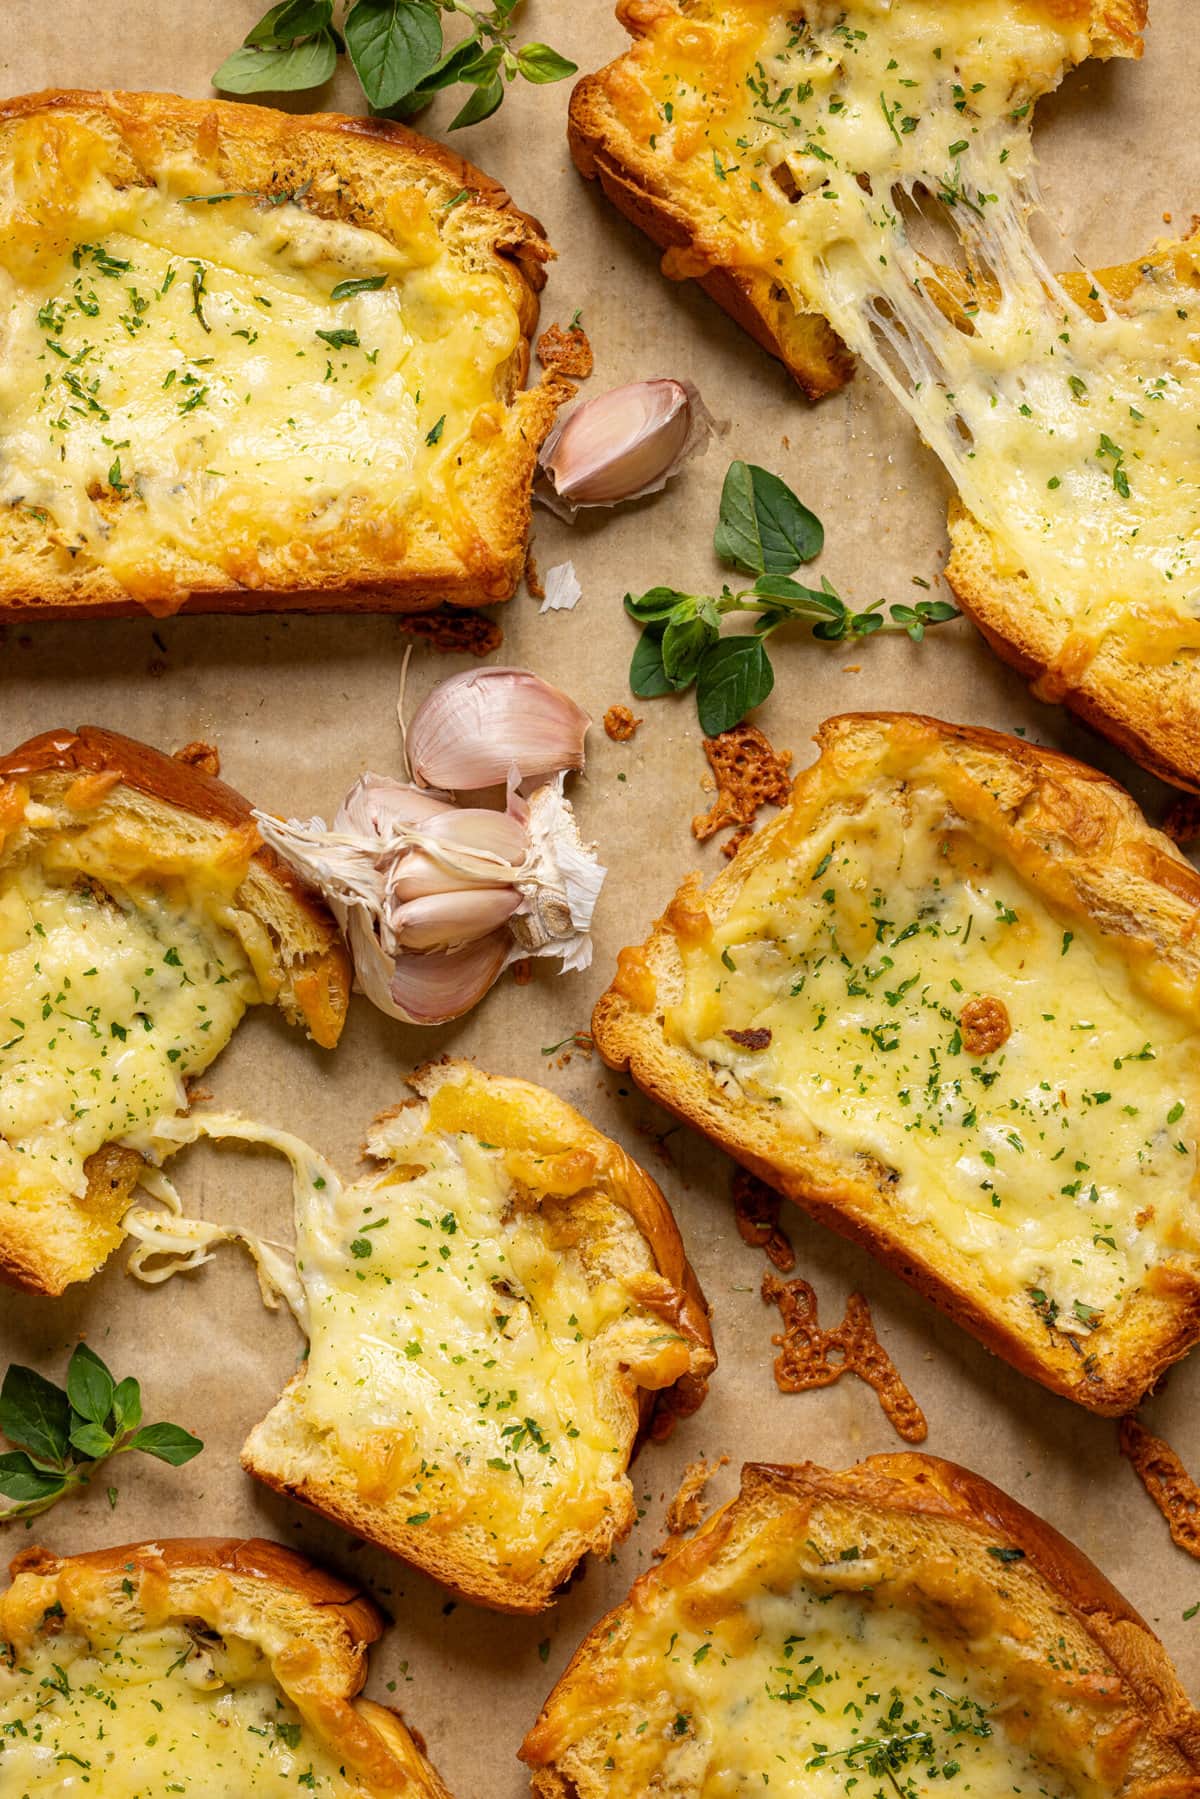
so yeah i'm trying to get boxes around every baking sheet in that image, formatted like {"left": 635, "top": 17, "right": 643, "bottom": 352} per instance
{"left": 2, "top": 2, "right": 1199, "bottom": 1791}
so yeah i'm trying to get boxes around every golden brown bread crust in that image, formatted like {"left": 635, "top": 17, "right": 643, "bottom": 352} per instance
{"left": 0, "top": 724, "right": 350, "bottom": 1296}
{"left": 2, "top": 1537, "right": 454, "bottom": 1798}
{"left": 521, "top": 1454, "right": 1200, "bottom": 1793}
{"left": 592, "top": 712, "right": 1200, "bottom": 1415}
{"left": 0, "top": 87, "right": 564, "bottom": 619}
{"left": 243, "top": 1059, "right": 717, "bottom": 1614}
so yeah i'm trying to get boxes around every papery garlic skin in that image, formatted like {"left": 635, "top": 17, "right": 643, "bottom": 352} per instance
{"left": 406, "top": 667, "right": 589, "bottom": 791}
{"left": 538, "top": 378, "right": 713, "bottom": 516}
{"left": 507, "top": 775, "right": 605, "bottom": 973}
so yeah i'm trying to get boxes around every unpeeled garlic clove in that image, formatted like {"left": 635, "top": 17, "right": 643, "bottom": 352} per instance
{"left": 335, "top": 773, "right": 452, "bottom": 839}
{"left": 538, "top": 378, "right": 713, "bottom": 513}
{"left": 406, "top": 667, "right": 589, "bottom": 791}
{"left": 349, "top": 909, "right": 509, "bottom": 1025}
{"left": 387, "top": 886, "right": 521, "bottom": 953}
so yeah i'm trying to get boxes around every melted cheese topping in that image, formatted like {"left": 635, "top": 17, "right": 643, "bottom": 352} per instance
{"left": 0, "top": 1618, "right": 367, "bottom": 1794}
{"left": 556, "top": 1558, "right": 1088, "bottom": 1798}
{"left": 141, "top": 1085, "right": 692, "bottom": 1586}
{"left": 0, "top": 816, "right": 261, "bottom": 1214}
{"left": 292, "top": 1113, "right": 680, "bottom": 1577}
{"left": 620, "top": 0, "right": 1200, "bottom": 661}
{"left": 668, "top": 778, "right": 1200, "bottom": 1330}
{"left": 0, "top": 116, "right": 523, "bottom": 611}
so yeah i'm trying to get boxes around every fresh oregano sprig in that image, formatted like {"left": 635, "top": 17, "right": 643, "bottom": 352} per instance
{"left": 215, "top": 0, "right": 576, "bottom": 130}
{"left": 0, "top": 1344, "right": 202, "bottom": 1522}
{"left": 626, "top": 461, "right": 959, "bottom": 737}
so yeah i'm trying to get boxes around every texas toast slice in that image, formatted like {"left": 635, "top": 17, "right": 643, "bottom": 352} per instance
{"left": 0, "top": 726, "right": 349, "bottom": 1294}
{"left": 0, "top": 1537, "right": 452, "bottom": 1796}
{"left": 593, "top": 712, "right": 1200, "bottom": 1413}
{"left": 521, "top": 1454, "right": 1200, "bottom": 1797}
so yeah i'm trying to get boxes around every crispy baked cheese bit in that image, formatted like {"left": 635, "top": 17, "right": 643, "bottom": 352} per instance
{"left": 0, "top": 90, "right": 561, "bottom": 618}
{"left": 572, "top": 2, "right": 1200, "bottom": 787}
{"left": 593, "top": 714, "right": 1200, "bottom": 1412}
{"left": 130, "top": 1062, "right": 714, "bottom": 1613}
{"left": 521, "top": 1456, "right": 1200, "bottom": 1799}
{"left": 0, "top": 727, "right": 348, "bottom": 1295}
{"left": 0, "top": 1539, "right": 452, "bottom": 1797}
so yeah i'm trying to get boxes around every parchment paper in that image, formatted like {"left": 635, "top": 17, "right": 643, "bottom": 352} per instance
{"left": 2, "top": 5, "right": 1199, "bottom": 1793}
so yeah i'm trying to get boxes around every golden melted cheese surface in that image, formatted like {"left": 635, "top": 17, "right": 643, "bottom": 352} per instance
{"left": 0, "top": 1617, "right": 367, "bottom": 1794}
{"left": 0, "top": 116, "right": 523, "bottom": 610}
{"left": 668, "top": 777, "right": 1200, "bottom": 1331}
{"left": 620, "top": 0, "right": 1200, "bottom": 658}
{"left": 546, "top": 1543, "right": 1092, "bottom": 1799}
{"left": 0, "top": 818, "right": 260, "bottom": 1213}
{"left": 285, "top": 1089, "right": 685, "bottom": 1577}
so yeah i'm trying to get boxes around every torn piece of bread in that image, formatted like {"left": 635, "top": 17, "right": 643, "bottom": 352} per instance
{"left": 0, "top": 725, "right": 349, "bottom": 1296}
{"left": 0, "top": 88, "right": 565, "bottom": 619}
{"left": 236, "top": 1060, "right": 714, "bottom": 1613}
{"left": 0, "top": 1537, "right": 452, "bottom": 1797}
{"left": 592, "top": 713, "right": 1200, "bottom": 1414}
{"left": 520, "top": 1454, "right": 1200, "bottom": 1797}
{"left": 571, "top": 4, "right": 1200, "bottom": 792}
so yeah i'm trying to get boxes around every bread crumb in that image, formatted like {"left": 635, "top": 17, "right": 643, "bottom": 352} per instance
{"left": 604, "top": 704, "right": 641, "bottom": 742}
{"left": 1163, "top": 793, "right": 1200, "bottom": 844}
{"left": 762, "top": 1273, "right": 927, "bottom": 1443}
{"left": 1164, "top": 211, "right": 1174, "bottom": 224}
{"left": 1120, "top": 1416, "right": 1200, "bottom": 1557}
{"left": 692, "top": 722, "right": 792, "bottom": 849}
{"left": 511, "top": 958, "right": 532, "bottom": 986}
{"left": 397, "top": 608, "right": 502, "bottom": 657}
{"left": 842, "top": 663, "right": 862, "bottom": 673}
{"left": 536, "top": 322, "right": 594, "bottom": 379}
{"left": 525, "top": 546, "right": 545, "bottom": 601}
{"left": 654, "top": 1456, "right": 730, "bottom": 1555}
{"left": 173, "top": 740, "right": 221, "bottom": 777}
{"left": 732, "top": 1168, "right": 795, "bottom": 1272}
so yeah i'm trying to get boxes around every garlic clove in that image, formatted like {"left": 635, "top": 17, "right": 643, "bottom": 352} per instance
{"left": 335, "top": 772, "right": 453, "bottom": 840}
{"left": 347, "top": 910, "right": 508, "bottom": 1025}
{"left": 424, "top": 807, "right": 529, "bottom": 864}
{"left": 407, "top": 667, "right": 589, "bottom": 791}
{"left": 389, "top": 933, "right": 510, "bottom": 1025}
{"left": 387, "top": 886, "right": 521, "bottom": 953}
{"left": 538, "top": 378, "right": 713, "bottom": 514}
{"left": 506, "top": 774, "right": 605, "bottom": 973}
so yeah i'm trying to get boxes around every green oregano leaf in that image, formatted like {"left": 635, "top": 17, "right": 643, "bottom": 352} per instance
{"left": 65, "top": 1343, "right": 116, "bottom": 1428}
{"left": 344, "top": 0, "right": 443, "bottom": 110}
{"left": 714, "top": 461, "right": 824, "bottom": 574}
{"left": 695, "top": 636, "right": 774, "bottom": 736}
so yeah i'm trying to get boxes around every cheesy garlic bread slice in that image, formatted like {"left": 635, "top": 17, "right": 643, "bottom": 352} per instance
{"left": 0, "top": 726, "right": 349, "bottom": 1295}
{"left": 521, "top": 1455, "right": 1200, "bottom": 1798}
{"left": 0, "top": 1537, "right": 452, "bottom": 1797}
{"left": 571, "top": 2, "right": 1200, "bottom": 790}
{"left": 0, "top": 89, "right": 563, "bottom": 618}
{"left": 142, "top": 1061, "right": 714, "bottom": 1613}
{"left": 593, "top": 713, "right": 1200, "bottom": 1413}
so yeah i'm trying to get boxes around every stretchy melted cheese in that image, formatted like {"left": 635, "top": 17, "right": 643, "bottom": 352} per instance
{"left": 0, "top": 803, "right": 265, "bottom": 1236}
{"left": 0, "top": 113, "right": 523, "bottom": 611}
{"left": 614, "top": 0, "right": 1200, "bottom": 663}
{"left": 669, "top": 777, "right": 1200, "bottom": 1331}
{"left": 0, "top": 1616, "right": 367, "bottom": 1794}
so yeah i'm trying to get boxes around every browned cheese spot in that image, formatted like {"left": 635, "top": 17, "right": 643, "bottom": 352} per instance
{"left": 1119, "top": 1415, "right": 1200, "bottom": 1557}
{"left": 762, "top": 1273, "right": 927, "bottom": 1443}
